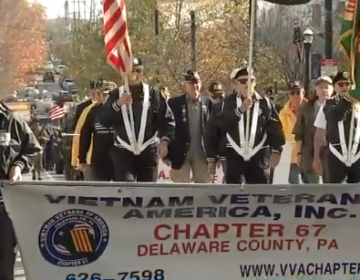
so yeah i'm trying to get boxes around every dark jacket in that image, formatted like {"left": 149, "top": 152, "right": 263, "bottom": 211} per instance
{"left": 204, "top": 92, "right": 285, "bottom": 160}
{"left": 323, "top": 95, "right": 355, "bottom": 149}
{"left": 167, "top": 94, "right": 214, "bottom": 169}
{"left": 293, "top": 99, "right": 320, "bottom": 172}
{"left": 274, "top": 103, "right": 283, "bottom": 114}
{"left": 72, "top": 99, "right": 92, "bottom": 130}
{"left": 0, "top": 103, "right": 42, "bottom": 200}
{"left": 100, "top": 83, "right": 174, "bottom": 152}
{"left": 203, "top": 101, "right": 226, "bottom": 161}
{"left": 79, "top": 104, "right": 114, "bottom": 165}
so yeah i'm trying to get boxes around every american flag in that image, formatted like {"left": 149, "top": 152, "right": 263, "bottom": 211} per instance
{"left": 48, "top": 104, "right": 65, "bottom": 120}
{"left": 103, "top": 0, "right": 133, "bottom": 72}
{"left": 293, "top": 20, "right": 305, "bottom": 63}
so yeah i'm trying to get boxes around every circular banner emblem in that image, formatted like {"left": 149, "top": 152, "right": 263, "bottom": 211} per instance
{"left": 38, "top": 209, "right": 109, "bottom": 267}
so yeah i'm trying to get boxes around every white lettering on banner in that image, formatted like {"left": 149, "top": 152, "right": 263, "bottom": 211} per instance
{"left": 3, "top": 184, "right": 359, "bottom": 280}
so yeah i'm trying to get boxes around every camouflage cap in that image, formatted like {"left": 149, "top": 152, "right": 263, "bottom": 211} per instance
{"left": 184, "top": 70, "right": 201, "bottom": 83}
{"left": 208, "top": 81, "right": 225, "bottom": 96}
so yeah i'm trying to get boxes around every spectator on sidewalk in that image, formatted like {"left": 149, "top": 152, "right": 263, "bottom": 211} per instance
{"left": 293, "top": 76, "right": 333, "bottom": 183}
{"left": 279, "top": 80, "right": 307, "bottom": 184}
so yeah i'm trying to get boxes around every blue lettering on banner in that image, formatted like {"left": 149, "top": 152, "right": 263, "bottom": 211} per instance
{"left": 38, "top": 209, "right": 109, "bottom": 267}
{"left": 43, "top": 193, "right": 360, "bottom": 219}
{"left": 239, "top": 262, "right": 360, "bottom": 278}
{"left": 65, "top": 270, "right": 165, "bottom": 280}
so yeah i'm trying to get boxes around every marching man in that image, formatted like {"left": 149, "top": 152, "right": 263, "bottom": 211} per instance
{"left": 204, "top": 67, "right": 285, "bottom": 184}
{"left": 100, "top": 58, "right": 174, "bottom": 182}
{"left": 318, "top": 72, "right": 360, "bottom": 183}
{"left": 166, "top": 71, "right": 214, "bottom": 183}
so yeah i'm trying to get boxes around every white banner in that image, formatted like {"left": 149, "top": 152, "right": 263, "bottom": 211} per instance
{"left": 3, "top": 182, "right": 356, "bottom": 280}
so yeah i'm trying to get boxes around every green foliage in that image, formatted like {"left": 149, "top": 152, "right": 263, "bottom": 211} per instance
{"left": 55, "top": 21, "right": 120, "bottom": 96}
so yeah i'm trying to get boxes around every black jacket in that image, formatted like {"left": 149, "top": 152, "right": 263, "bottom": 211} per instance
{"left": 100, "top": 83, "right": 174, "bottom": 152}
{"left": 72, "top": 99, "right": 92, "bottom": 130}
{"left": 79, "top": 104, "right": 114, "bottom": 165}
{"left": 0, "top": 103, "right": 42, "bottom": 199}
{"left": 293, "top": 100, "right": 319, "bottom": 172}
{"left": 204, "top": 93, "right": 285, "bottom": 160}
{"left": 167, "top": 94, "right": 213, "bottom": 169}
{"left": 274, "top": 103, "right": 283, "bottom": 114}
{"left": 323, "top": 95, "right": 355, "bottom": 147}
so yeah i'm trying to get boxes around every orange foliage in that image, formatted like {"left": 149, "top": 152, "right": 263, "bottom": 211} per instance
{"left": 0, "top": 0, "right": 47, "bottom": 93}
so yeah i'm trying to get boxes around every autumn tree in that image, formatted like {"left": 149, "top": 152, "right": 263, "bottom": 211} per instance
{"left": 0, "top": 0, "right": 47, "bottom": 95}
{"left": 56, "top": 0, "right": 284, "bottom": 95}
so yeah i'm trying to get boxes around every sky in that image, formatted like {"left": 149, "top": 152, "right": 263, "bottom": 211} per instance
{"left": 38, "top": 0, "right": 64, "bottom": 19}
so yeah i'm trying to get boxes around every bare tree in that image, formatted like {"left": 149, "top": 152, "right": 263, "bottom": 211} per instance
{"left": 256, "top": 3, "right": 312, "bottom": 85}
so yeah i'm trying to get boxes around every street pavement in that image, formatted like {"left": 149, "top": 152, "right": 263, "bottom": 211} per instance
{"left": 15, "top": 171, "right": 65, "bottom": 280}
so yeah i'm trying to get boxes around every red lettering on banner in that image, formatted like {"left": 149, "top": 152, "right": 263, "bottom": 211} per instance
{"left": 154, "top": 224, "right": 172, "bottom": 240}
{"left": 158, "top": 170, "right": 166, "bottom": 180}
{"left": 153, "top": 223, "right": 284, "bottom": 240}
{"left": 236, "top": 239, "right": 305, "bottom": 251}
{"left": 137, "top": 241, "right": 230, "bottom": 256}
{"left": 317, "top": 239, "right": 338, "bottom": 250}
{"left": 211, "top": 175, "right": 218, "bottom": 183}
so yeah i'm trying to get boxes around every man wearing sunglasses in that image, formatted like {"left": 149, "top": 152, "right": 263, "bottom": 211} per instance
{"left": 317, "top": 72, "right": 360, "bottom": 183}
{"left": 166, "top": 70, "right": 213, "bottom": 183}
{"left": 279, "top": 81, "right": 308, "bottom": 184}
{"left": 264, "top": 86, "right": 282, "bottom": 113}
{"left": 205, "top": 67, "right": 285, "bottom": 184}
{"left": 78, "top": 80, "right": 114, "bottom": 181}
{"left": 313, "top": 72, "right": 350, "bottom": 181}
{"left": 100, "top": 58, "right": 174, "bottom": 182}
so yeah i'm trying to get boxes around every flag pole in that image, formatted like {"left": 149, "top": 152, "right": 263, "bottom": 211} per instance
{"left": 122, "top": 72, "right": 136, "bottom": 151}
{"left": 245, "top": 0, "right": 257, "bottom": 155}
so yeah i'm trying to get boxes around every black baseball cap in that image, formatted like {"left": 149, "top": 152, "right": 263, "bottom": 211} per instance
{"left": 333, "top": 71, "right": 350, "bottom": 84}
{"left": 265, "top": 86, "right": 276, "bottom": 97}
{"left": 94, "top": 79, "right": 113, "bottom": 93}
{"left": 184, "top": 70, "right": 201, "bottom": 83}
{"left": 133, "top": 57, "right": 143, "bottom": 68}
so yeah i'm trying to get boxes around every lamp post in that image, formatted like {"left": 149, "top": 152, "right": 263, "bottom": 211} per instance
{"left": 303, "top": 27, "right": 314, "bottom": 98}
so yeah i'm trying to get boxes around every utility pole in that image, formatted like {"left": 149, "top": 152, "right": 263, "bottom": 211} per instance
{"left": 72, "top": 0, "right": 76, "bottom": 22}
{"left": 154, "top": 2, "right": 160, "bottom": 83}
{"left": 190, "top": 11, "right": 196, "bottom": 71}
{"left": 77, "top": 0, "right": 81, "bottom": 20}
{"left": 324, "top": 0, "right": 333, "bottom": 58}
{"left": 89, "top": 0, "right": 94, "bottom": 22}
{"left": 64, "top": 0, "right": 70, "bottom": 35}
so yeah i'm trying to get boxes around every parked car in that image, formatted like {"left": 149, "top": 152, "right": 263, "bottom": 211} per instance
{"left": 61, "top": 78, "right": 76, "bottom": 91}
{"left": 43, "top": 71, "right": 55, "bottom": 82}
{"left": 43, "top": 62, "right": 55, "bottom": 72}
{"left": 55, "top": 65, "right": 68, "bottom": 74}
